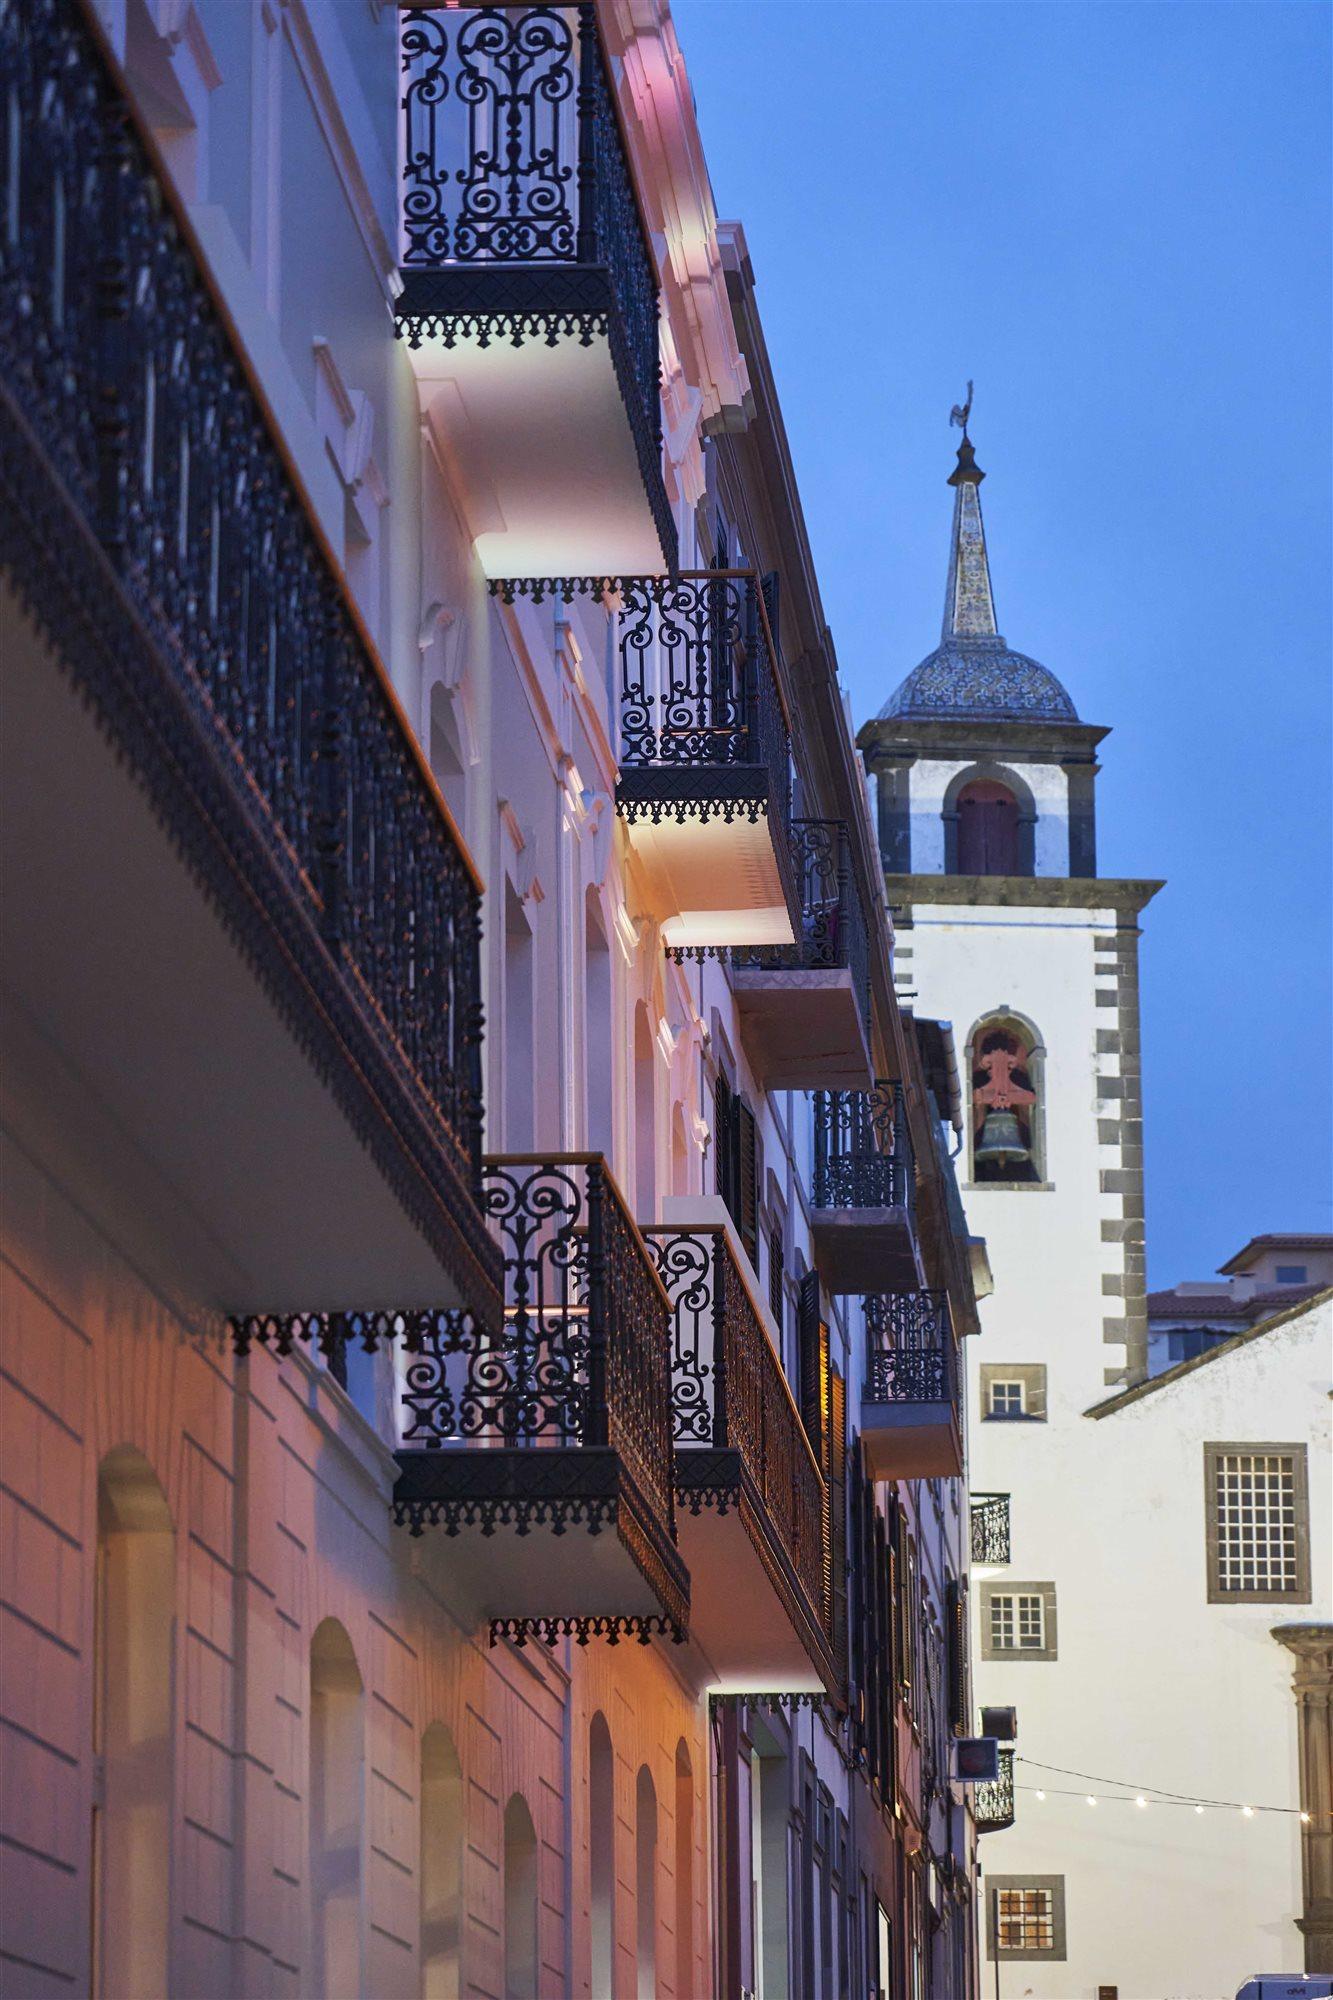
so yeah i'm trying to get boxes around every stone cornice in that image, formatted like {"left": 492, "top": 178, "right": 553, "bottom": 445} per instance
{"left": 859, "top": 715, "right": 1109, "bottom": 761}
{"left": 886, "top": 873, "right": 1165, "bottom": 916}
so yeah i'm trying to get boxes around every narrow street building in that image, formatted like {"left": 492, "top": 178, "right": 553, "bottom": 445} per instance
{"left": 0, "top": 3, "right": 991, "bottom": 1996}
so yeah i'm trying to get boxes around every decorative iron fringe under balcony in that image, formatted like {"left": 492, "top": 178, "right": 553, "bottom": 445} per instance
{"left": 0, "top": 0, "right": 499, "bottom": 1326}
{"left": 975, "top": 1747, "right": 1016, "bottom": 1833}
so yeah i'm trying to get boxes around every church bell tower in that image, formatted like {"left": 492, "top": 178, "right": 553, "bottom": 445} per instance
{"left": 859, "top": 415, "right": 1162, "bottom": 1406}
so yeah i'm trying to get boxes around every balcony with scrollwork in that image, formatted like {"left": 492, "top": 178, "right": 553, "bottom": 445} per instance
{"left": 861, "top": 1291, "right": 962, "bottom": 1479}
{"left": 975, "top": 1747, "right": 1016, "bottom": 1833}
{"left": 396, "top": 5, "right": 674, "bottom": 578}
{"left": 0, "top": 0, "right": 499, "bottom": 1329}
{"left": 971, "top": 1492, "right": 1012, "bottom": 1566}
{"left": 643, "top": 1218, "right": 837, "bottom": 1694}
{"left": 391, "top": 1157, "right": 688, "bottom": 1645}
{"left": 811, "top": 1084, "right": 918, "bottom": 1294}
{"left": 610, "top": 571, "right": 800, "bottom": 952}
{"left": 727, "top": 819, "right": 873, "bottom": 1089}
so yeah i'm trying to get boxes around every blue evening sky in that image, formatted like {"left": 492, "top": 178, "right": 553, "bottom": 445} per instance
{"left": 673, "top": 0, "right": 1332, "bottom": 1288}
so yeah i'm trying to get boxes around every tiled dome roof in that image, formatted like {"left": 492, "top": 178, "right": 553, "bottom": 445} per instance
{"left": 880, "top": 637, "right": 1079, "bottom": 723}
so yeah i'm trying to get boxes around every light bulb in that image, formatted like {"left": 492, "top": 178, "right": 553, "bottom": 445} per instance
{"left": 1194, "top": 1805, "right": 1205, "bottom": 1815}
{"left": 1301, "top": 1812, "right": 1312, "bottom": 1824}
{"left": 1242, "top": 1806, "right": 1254, "bottom": 1818}
{"left": 1035, "top": 1790, "right": 1046, "bottom": 1801}
{"left": 1135, "top": 1796, "right": 1148, "bottom": 1809}
{"left": 1086, "top": 1795, "right": 1097, "bottom": 1807}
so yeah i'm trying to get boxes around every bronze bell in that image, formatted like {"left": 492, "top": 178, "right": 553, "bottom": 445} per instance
{"left": 975, "top": 1108, "right": 1031, "bottom": 1168}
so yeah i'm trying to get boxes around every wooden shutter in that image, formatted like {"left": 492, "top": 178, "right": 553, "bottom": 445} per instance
{"left": 714, "top": 1072, "right": 732, "bottom": 1204}
{"left": 736, "top": 1096, "right": 758, "bottom": 1266}
{"left": 947, "top": 1574, "right": 970, "bottom": 1735}
{"left": 797, "top": 1271, "right": 824, "bottom": 1451}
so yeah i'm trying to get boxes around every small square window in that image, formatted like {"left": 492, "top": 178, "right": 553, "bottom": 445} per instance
{"left": 980, "top": 1363, "right": 1047, "bottom": 1421}
{"left": 990, "top": 1380, "right": 1025, "bottom": 1418}
{"left": 986, "top": 1876, "right": 1066, "bottom": 1961}
{"left": 981, "top": 1581, "right": 1057, "bottom": 1661}
{"left": 1274, "top": 1264, "right": 1307, "bottom": 1284}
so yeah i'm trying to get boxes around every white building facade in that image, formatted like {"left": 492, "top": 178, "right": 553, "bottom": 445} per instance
{"left": 860, "top": 429, "right": 1332, "bottom": 1995}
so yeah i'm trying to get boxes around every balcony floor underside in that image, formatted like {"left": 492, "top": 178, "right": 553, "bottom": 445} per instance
{"left": 674, "top": 1450, "right": 836, "bottom": 1697}
{"left": 618, "top": 776, "right": 798, "bottom": 951}
{"left": 393, "top": 1447, "right": 688, "bottom": 1642}
{"left": 0, "top": 402, "right": 497, "bottom": 1321}
{"left": 733, "top": 965, "right": 872, "bottom": 1090}
{"left": 811, "top": 1209, "right": 919, "bottom": 1294}
{"left": 861, "top": 1403, "right": 963, "bottom": 1480}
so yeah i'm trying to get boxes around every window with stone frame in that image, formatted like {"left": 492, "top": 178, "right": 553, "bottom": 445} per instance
{"left": 980, "top": 1581, "right": 1057, "bottom": 1662}
{"left": 986, "top": 1876, "right": 1067, "bottom": 1962}
{"left": 980, "top": 1362, "right": 1047, "bottom": 1421}
{"left": 1205, "top": 1445, "right": 1311, "bottom": 1603}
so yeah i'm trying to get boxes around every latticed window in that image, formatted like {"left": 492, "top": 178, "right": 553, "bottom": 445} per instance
{"left": 996, "top": 1887, "right": 1054, "bottom": 1951}
{"left": 989, "top": 1592, "right": 1044, "bottom": 1652}
{"left": 1208, "top": 1448, "right": 1307, "bottom": 1599}
{"left": 989, "top": 1379, "right": 1024, "bottom": 1418}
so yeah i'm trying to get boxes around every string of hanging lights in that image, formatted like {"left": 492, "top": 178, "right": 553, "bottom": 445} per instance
{"left": 1015, "top": 1756, "right": 1313, "bottom": 1819}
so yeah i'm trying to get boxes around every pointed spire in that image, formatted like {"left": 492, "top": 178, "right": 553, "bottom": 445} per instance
{"left": 942, "top": 424, "right": 999, "bottom": 642}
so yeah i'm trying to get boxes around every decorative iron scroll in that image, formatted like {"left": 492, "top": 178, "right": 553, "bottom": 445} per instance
{"left": 813, "top": 1082, "right": 913, "bottom": 1211}
{"left": 970, "top": 1492, "right": 1012, "bottom": 1566}
{"left": 398, "top": 1157, "right": 675, "bottom": 1536}
{"left": 865, "top": 1289, "right": 952, "bottom": 1404}
{"left": 974, "top": 1746, "right": 1016, "bottom": 1832}
{"left": 645, "top": 1225, "right": 825, "bottom": 1630}
{"left": 0, "top": 0, "right": 490, "bottom": 1302}
{"left": 398, "top": 6, "right": 658, "bottom": 419}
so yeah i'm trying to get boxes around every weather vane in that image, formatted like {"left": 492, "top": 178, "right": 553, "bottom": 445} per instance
{"left": 949, "top": 380, "right": 974, "bottom": 439}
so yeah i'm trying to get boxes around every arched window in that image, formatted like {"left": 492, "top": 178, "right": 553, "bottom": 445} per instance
{"left": 421, "top": 1723, "right": 463, "bottom": 2000}
{"left": 93, "top": 1447, "right": 174, "bottom": 2000}
{"left": 310, "top": 1619, "right": 364, "bottom": 1996}
{"left": 969, "top": 1016, "right": 1045, "bottom": 1184}
{"left": 674, "top": 1743, "right": 694, "bottom": 2000}
{"left": 586, "top": 891, "right": 614, "bottom": 1159}
{"left": 635, "top": 1767, "right": 657, "bottom": 2000}
{"left": 589, "top": 1714, "right": 615, "bottom": 1999}
{"left": 502, "top": 1793, "right": 538, "bottom": 2000}
{"left": 956, "top": 779, "right": 1019, "bottom": 875}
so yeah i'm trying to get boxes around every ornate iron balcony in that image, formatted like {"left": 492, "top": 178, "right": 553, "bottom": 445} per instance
{"left": 970, "top": 1492, "right": 1012, "bottom": 1566}
{"left": 814, "top": 1082, "right": 913, "bottom": 1212}
{"left": 0, "top": 0, "right": 498, "bottom": 1325}
{"left": 396, "top": 5, "right": 674, "bottom": 573}
{"left": 393, "top": 1157, "right": 688, "bottom": 1645}
{"left": 732, "top": 819, "right": 869, "bottom": 989}
{"left": 865, "top": 1290, "right": 952, "bottom": 1403}
{"left": 644, "top": 1224, "right": 836, "bottom": 1691}
{"left": 975, "top": 1746, "right": 1016, "bottom": 1833}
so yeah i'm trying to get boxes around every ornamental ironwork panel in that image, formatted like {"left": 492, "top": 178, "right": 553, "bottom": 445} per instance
{"left": 616, "top": 571, "right": 792, "bottom": 816}
{"left": 0, "top": 0, "right": 489, "bottom": 1280}
{"left": 975, "top": 1747, "right": 1015, "bottom": 1832}
{"left": 865, "top": 1289, "right": 952, "bottom": 1404}
{"left": 730, "top": 816, "right": 871, "bottom": 1019}
{"left": 398, "top": 5, "right": 657, "bottom": 419}
{"left": 398, "top": 1157, "right": 675, "bottom": 1534}
{"left": 813, "top": 1082, "right": 912, "bottom": 1211}
{"left": 970, "top": 1492, "right": 1012, "bottom": 1565}
{"left": 644, "top": 1225, "right": 825, "bottom": 1626}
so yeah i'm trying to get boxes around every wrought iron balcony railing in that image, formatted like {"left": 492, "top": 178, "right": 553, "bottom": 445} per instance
{"left": 644, "top": 1224, "right": 835, "bottom": 1686}
{"left": 1, "top": 0, "right": 498, "bottom": 1323}
{"left": 975, "top": 1746, "right": 1016, "bottom": 1833}
{"left": 971, "top": 1492, "right": 1012, "bottom": 1566}
{"left": 813, "top": 1082, "right": 914, "bottom": 1213}
{"left": 731, "top": 818, "right": 870, "bottom": 993}
{"left": 396, "top": 5, "right": 673, "bottom": 570}
{"left": 615, "top": 570, "right": 793, "bottom": 828}
{"left": 393, "top": 1156, "right": 687, "bottom": 1642}
{"left": 865, "top": 1291, "right": 952, "bottom": 1404}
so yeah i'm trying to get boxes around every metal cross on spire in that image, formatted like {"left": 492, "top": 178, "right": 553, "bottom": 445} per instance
{"left": 949, "top": 380, "right": 974, "bottom": 441}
